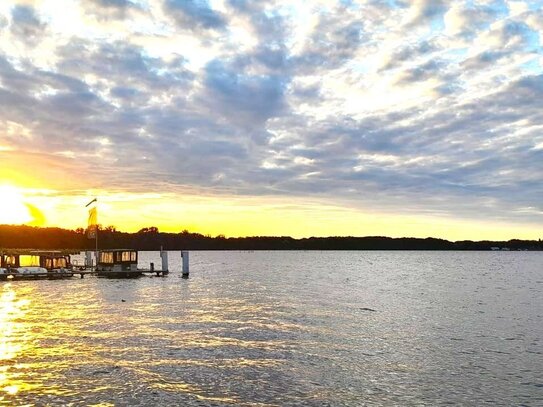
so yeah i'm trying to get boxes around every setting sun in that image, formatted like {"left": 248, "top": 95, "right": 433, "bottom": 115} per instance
{"left": 0, "top": 186, "right": 33, "bottom": 225}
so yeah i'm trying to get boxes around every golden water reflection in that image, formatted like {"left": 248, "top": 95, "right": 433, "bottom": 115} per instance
{"left": 0, "top": 283, "right": 105, "bottom": 403}
{"left": 0, "top": 284, "right": 31, "bottom": 399}
{"left": 0, "top": 252, "right": 416, "bottom": 407}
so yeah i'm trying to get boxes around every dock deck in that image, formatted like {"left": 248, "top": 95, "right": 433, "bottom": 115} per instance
{"left": 0, "top": 270, "right": 93, "bottom": 280}
{"left": 0, "top": 268, "right": 168, "bottom": 280}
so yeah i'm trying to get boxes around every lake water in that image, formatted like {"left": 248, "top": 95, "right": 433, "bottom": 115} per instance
{"left": 0, "top": 251, "right": 542, "bottom": 406}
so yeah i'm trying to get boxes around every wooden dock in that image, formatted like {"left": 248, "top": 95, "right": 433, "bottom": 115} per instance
{"left": 0, "top": 268, "right": 168, "bottom": 280}
{"left": 0, "top": 270, "right": 94, "bottom": 280}
{"left": 0, "top": 249, "right": 186, "bottom": 281}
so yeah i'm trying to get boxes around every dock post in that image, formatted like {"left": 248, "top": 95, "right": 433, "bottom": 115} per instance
{"left": 85, "top": 251, "right": 92, "bottom": 268}
{"left": 181, "top": 251, "right": 189, "bottom": 278}
{"left": 160, "top": 250, "right": 169, "bottom": 274}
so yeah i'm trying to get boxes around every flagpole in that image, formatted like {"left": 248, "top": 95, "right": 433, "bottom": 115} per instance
{"left": 86, "top": 197, "right": 98, "bottom": 269}
{"left": 95, "top": 215, "right": 98, "bottom": 269}
{"left": 95, "top": 199, "right": 98, "bottom": 269}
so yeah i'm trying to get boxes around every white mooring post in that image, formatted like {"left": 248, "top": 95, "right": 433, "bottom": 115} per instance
{"left": 181, "top": 251, "right": 189, "bottom": 277}
{"left": 160, "top": 250, "right": 169, "bottom": 274}
{"left": 85, "top": 251, "right": 93, "bottom": 268}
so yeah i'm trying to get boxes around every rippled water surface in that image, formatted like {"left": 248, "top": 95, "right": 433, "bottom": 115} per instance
{"left": 0, "top": 251, "right": 542, "bottom": 406}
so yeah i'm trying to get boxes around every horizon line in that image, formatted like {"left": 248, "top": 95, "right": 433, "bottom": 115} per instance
{"left": 0, "top": 224, "right": 541, "bottom": 243}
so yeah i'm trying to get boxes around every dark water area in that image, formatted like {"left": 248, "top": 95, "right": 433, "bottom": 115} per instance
{"left": 0, "top": 251, "right": 542, "bottom": 406}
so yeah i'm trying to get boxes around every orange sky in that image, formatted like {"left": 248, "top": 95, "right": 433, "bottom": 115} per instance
{"left": 0, "top": 180, "right": 541, "bottom": 241}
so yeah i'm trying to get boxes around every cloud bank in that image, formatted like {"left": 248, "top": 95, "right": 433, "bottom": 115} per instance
{"left": 0, "top": 0, "right": 542, "bottom": 228}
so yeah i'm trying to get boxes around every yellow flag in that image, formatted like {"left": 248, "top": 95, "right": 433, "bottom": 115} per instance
{"left": 87, "top": 207, "right": 97, "bottom": 239}
{"left": 88, "top": 207, "right": 97, "bottom": 227}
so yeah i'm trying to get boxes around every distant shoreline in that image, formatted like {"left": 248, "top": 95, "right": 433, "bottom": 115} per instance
{"left": 0, "top": 225, "right": 541, "bottom": 251}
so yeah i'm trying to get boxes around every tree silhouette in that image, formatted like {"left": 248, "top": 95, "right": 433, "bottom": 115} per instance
{"left": 0, "top": 225, "right": 541, "bottom": 251}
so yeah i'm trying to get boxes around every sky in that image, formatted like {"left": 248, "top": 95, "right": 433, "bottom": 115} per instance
{"left": 0, "top": 0, "right": 542, "bottom": 239}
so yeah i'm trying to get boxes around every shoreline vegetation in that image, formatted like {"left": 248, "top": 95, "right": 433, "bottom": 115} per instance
{"left": 0, "top": 225, "right": 542, "bottom": 251}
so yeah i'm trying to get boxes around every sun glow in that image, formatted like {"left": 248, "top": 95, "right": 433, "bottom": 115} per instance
{"left": 0, "top": 185, "right": 33, "bottom": 225}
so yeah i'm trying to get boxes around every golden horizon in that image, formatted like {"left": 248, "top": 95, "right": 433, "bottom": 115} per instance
{"left": 0, "top": 183, "right": 540, "bottom": 241}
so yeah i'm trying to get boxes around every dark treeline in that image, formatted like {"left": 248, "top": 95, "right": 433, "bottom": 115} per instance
{"left": 0, "top": 225, "right": 542, "bottom": 251}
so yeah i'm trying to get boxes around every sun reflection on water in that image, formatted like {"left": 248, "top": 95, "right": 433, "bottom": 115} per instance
{"left": 0, "top": 284, "right": 31, "bottom": 399}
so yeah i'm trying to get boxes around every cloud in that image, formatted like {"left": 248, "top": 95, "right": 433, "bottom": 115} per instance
{"left": 198, "top": 59, "right": 287, "bottom": 128}
{"left": 406, "top": 0, "right": 447, "bottom": 27}
{"left": 288, "top": 4, "right": 366, "bottom": 74}
{"left": 394, "top": 59, "right": 445, "bottom": 85}
{"left": 380, "top": 40, "right": 438, "bottom": 71}
{"left": 80, "top": 0, "right": 140, "bottom": 20}
{"left": 57, "top": 39, "right": 194, "bottom": 95}
{"left": 164, "top": 0, "right": 226, "bottom": 31}
{"left": 0, "top": 14, "right": 7, "bottom": 30}
{"left": 10, "top": 5, "right": 46, "bottom": 46}
{"left": 294, "top": 23, "right": 365, "bottom": 73}
{"left": 494, "top": 20, "right": 538, "bottom": 49}
{"left": 444, "top": 2, "right": 497, "bottom": 38}
{"left": 462, "top": 50, "right": 508, "bottom": 71}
